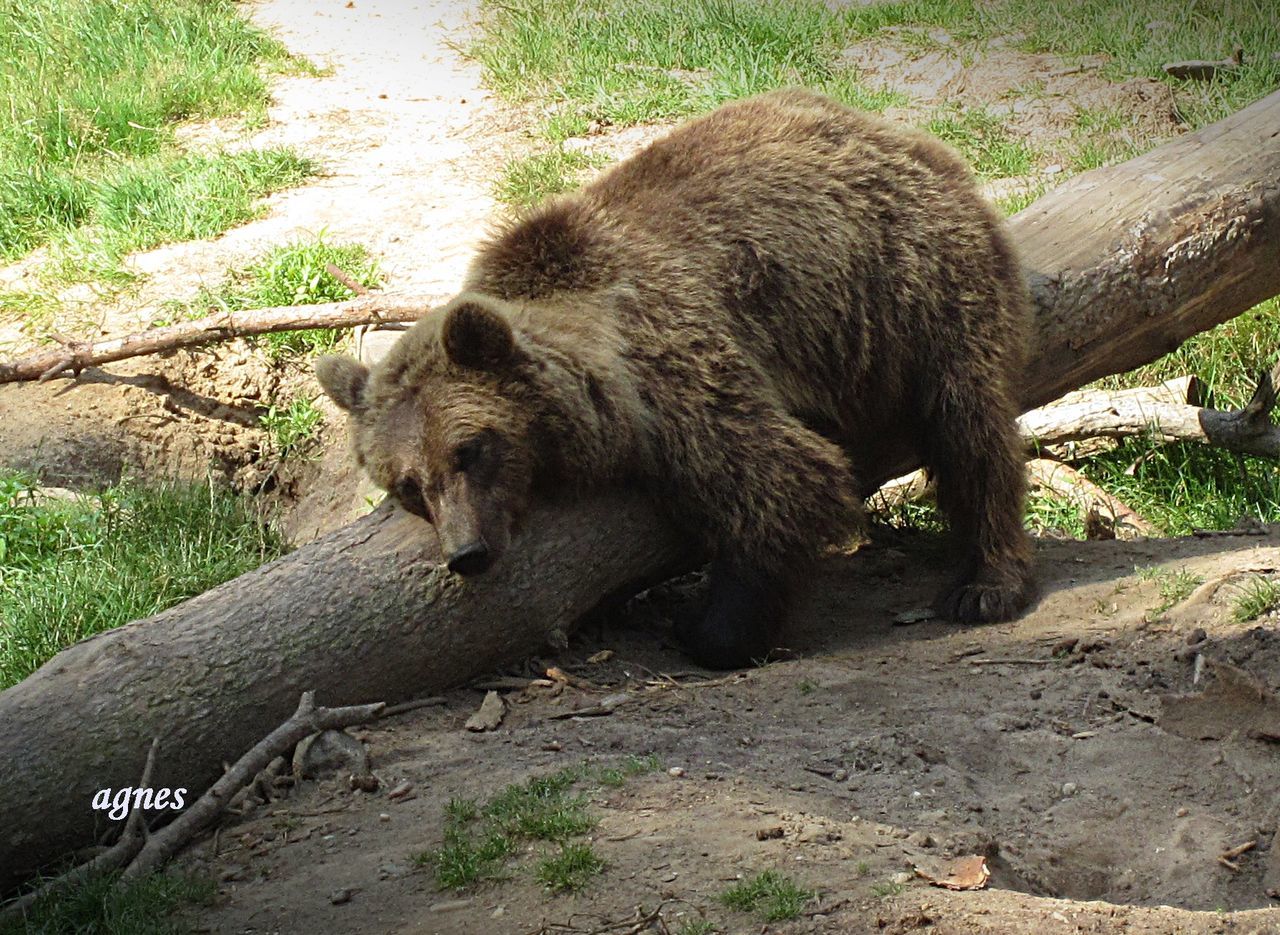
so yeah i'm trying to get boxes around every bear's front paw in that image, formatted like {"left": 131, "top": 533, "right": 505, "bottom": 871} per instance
{"left": 938, "top": 572, "right": 1034, "bottom": 624}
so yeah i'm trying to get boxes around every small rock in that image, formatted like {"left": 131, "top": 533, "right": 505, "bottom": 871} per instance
{"left": 491, "top": 907, "right": 506, "bottom": 919}
{"left": 1186, "top": 627, "right": 1207, "bottom": 645}
{"left": 891, "top": 871, "right": 913, "bottom": 885}
{"left": 668, "top": 766, "right": 686, "bottom": 777}
{"left": 587, "top": 649, "right": 614, "bottom": 664}
{"left": 1061, "top": 782, "right": 1078, "bottom": 796}
{"left": 387, "top": 780, "right": 415, "bottom": 801}
{"left": 756, "top": 826, "right": 785, "bottom": 841}
{"left": 1176, "top": 807, "right": 1189, "bottom": 817}
{"left": 906, "top": 831, "right": 935, "bottom": 848}
{"left": 833, "top": 768, "right": 848, "bottom": 782}
{"left": 378, "top": 812, "right": 391, "bottom": 822}
{"left": 893, "top": 607, "right": 937, "bottom": 626}
{"left": 329, "top": 888, "right": 354, "bottom": 905}
{"left": 542, "top": 740, "right": 562, "bottom": 752}
{"left": 294, "top": 730, "right": 370, "bottom": 781}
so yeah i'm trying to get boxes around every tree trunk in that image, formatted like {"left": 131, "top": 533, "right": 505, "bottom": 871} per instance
{"left": 2, "top": 89, "right": 1279, "bottom": 893}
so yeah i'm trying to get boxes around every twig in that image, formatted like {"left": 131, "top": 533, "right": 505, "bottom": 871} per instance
{"left": 1218, "top": 855, "right": 1242, "bottom": 872}
{"left": 324, "top": 264, "right": 371, "bottom": 296}
{"left": 0, "top": 738, "right": 159, "bottom": 922}
{"left": 119, "top": 692, "right": 383, "bottom": 881}
{"left": 378, "top": 696, "right": 447, "bottom": 718}
{"left": 967, "top": 657, "right": 1056, "bottom": 666}
{"left": 0, "top": 293, "right": 448, "bottom": 384}
{"left": 1221, "top": 840, "right": 1257, "bottom": 861}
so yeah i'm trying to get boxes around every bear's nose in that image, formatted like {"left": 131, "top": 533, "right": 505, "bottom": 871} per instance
{"left": 447, "top": 542, "right": 492, "bottom": 576}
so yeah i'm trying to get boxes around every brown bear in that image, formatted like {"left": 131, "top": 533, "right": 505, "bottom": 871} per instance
{"left": 317, "top": 88, "right": 1035, "bottom": 669}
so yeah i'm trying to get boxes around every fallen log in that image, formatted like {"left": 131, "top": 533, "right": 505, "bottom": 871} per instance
{"left": 1, "top": 89, "right": 1279, "bottom": 893}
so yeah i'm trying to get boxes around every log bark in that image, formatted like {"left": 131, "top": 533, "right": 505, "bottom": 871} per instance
{"left": 2, "top": 90, "right": 1280, "bottom": 893}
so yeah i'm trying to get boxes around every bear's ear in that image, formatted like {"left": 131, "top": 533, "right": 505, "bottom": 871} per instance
{"left": 441, "top": 299, "right": 516, "bottom": 371}
{"left": 315, "top": 355, "right": 370, "bottom": 413}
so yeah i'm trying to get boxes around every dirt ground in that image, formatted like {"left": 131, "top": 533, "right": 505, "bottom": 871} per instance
{"left": 2, "top": 1, "right": 1278, "bottom": 932}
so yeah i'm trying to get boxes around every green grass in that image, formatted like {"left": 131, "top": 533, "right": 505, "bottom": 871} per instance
{"left": 173, "top": 237, "right": 381, "bottom": 358}
{"left": 471, "top": 0, "right": 904, "bottom": 139}
{"left": 719, "top": 870, "right": 814, "bottom": 922}
{"left": 535, "top": 842, "right": 606, "bottom": 893}
{"left": 496, "top": 147, "right": 606, "bottom": 207}
{"left": 1134, "top": 564, "right": 1203, "bottom": 615}
{"left": 44, "top": 149, "right": 315, "bottom": 284}
{"left": 0, "top": 0, "right": 313, "bottom": 270}
{"left": 0, "top": 472, "right": 286, "bottom": 690}
{"left": 419, "top": 758, "right": 659, "bottom": 891}
{"left": 676, "top": 921, "right": 716, "bottom": 935}
{"left": 260, "top": 397, "right": 324, "bottom": 459}
{"left": 1232, "top": 576, "right": 1280, "bottom": 623}
{"left": 0, "top": 871, "right": 216, "bottom": 935}
{"left": 925, "top": 107, "right": 1036, "bottom": 179}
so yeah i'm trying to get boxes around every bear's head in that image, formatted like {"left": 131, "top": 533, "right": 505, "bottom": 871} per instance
{"left": 316, "top": 293, "right": 536, "bottom": 577}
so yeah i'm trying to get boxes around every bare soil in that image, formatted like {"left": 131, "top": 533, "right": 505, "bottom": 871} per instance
{"left": 183, "top": 532, "right": 1280, "bottom": 934}
{"left": 2, "top": 2, "right": 1278, "bottom": 932}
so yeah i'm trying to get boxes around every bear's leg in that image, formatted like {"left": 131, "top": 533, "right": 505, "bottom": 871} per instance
{"left": 665, "top": 405, "right": 862, "bottom": 668}
{"left": 924, "top": 381, "right": 1035, "bottom": 623}
{"left": 682, "top": 554, "right": 788, "bottom": 670}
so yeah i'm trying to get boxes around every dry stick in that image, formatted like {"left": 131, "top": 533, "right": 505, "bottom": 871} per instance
{"left": 0, "top": 738, "right": 160, "bottom": 922}
{"left": 118, "top": 692, "right": 384, "bottom": 882}
{"left": 1026, "top": 457, "right": 1158, "bottom": 538}
{"left": 0, "top": 293, "right": 447, "bottom": 384}
{"left": 324, "top": 264, "right": 371, "bottom": 296}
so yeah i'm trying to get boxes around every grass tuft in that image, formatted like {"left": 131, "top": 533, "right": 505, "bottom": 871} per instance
{"left": 0, "top": 472, "right": 286, "bottom": 690}
{"left": 495, "top": 147, "right": 606, "bottom": 207}
{"left": 173, "top": 236, "right": 381, "bottom": 358}
{"left": 535, "top": 842, "right": 606, "bottom": 893}
{"left": 719, "top": 870, "right": 815, "bottom": 922}
{"left": 925, "top": 107, "right": 1035, "bottom": 179}
{"left": 0, "top": 870, "right": 215, "bottom": 935}
{"left": 1232, "top": 576, "right": 1280, "bottom": 623}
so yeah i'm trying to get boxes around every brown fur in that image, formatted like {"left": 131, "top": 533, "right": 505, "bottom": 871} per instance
{"left": 318, "top": 88, "right": 1035, "bottom": 665}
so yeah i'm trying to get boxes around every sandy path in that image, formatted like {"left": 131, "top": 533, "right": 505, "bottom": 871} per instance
{"left": 0, "top": 0, "right": 501, "bottom": 348}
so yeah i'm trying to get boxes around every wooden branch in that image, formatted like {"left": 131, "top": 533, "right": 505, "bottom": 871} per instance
{"left": 119, "top": 692, "right": 384, "bottom": 881}
{"left": 2, "top": 91, "right": 1280, "bottom": 893}
{"left": 0, "top": 294, "right": 445, "bottom": 384}
{"left": 1026, "top": 457, "right": 1158, "bottom": 539}
{"left": 1020, "top": 364, "right": 1280, "bottom": 458}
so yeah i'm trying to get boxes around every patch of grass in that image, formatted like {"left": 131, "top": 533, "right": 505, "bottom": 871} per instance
{"left": 0, "top": 472, "right": 286, "bottom": 690}
{"left": 471, "top": 0, "right": 904, "bottom": 133}
{"left": 1232, "top": 576, "right": 1280, "bottom": 623}
{"left": 1134, "top": 564, "right": 1203, "bottom": 615}
{"left": 978, "top": 0, "right": 1280, "bottom": 130}
{"left": 871, "top": 880, "right": 907, "bottom": 898}
{"left": 676, "top": 920, "right": 716, "bottom": 935}
{"left": 1025, "top": 487, "right": 1086, "bottom": 539}
{"left": 994, "top": 180, "right": 1050, "bottom": 216}
{"left": 839, "top": 0, "right": 978, "bottom": 39}
{"left": 925, "top": 107, "right": 1036, "bottom": 179}
{"left": 596, "top": 753, "right": 663, "bottom": 788}
{"left": 0, "top": 0, "right": 310, "bottom": 264}
{"left": 535, "top": 842, "right": 606, "bottom": 893}
{"left": 495, "top": 147, "right": 606, "bottom": 207}
{"left": 175, "top": 237, "right": 381, "bottom": 358}
{"left": 0, "top": 870, "right": 216, "bottom": 935}
{"left": 719, "top": 870, "right": 815, "bottom": 922}
{"left": 44, "top": 149, "right": 315, "bottom": 284}
{"left": 420, "top": 758, "right": 660, "bottom": 891}
{"left": 260, "top": 397, "right": 324, "bottom": 460}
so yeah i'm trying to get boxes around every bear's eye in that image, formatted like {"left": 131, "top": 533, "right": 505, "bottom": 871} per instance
{"left": 394, "top": 476, "right": 432, "bottom": 522}
{"left": 453, "top": 437, "right": 485, "bottom": 473}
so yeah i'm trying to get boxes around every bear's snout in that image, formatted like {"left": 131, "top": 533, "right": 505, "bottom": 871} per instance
{"left": 446, "top": 541, "right": 493, "bottom": 576}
